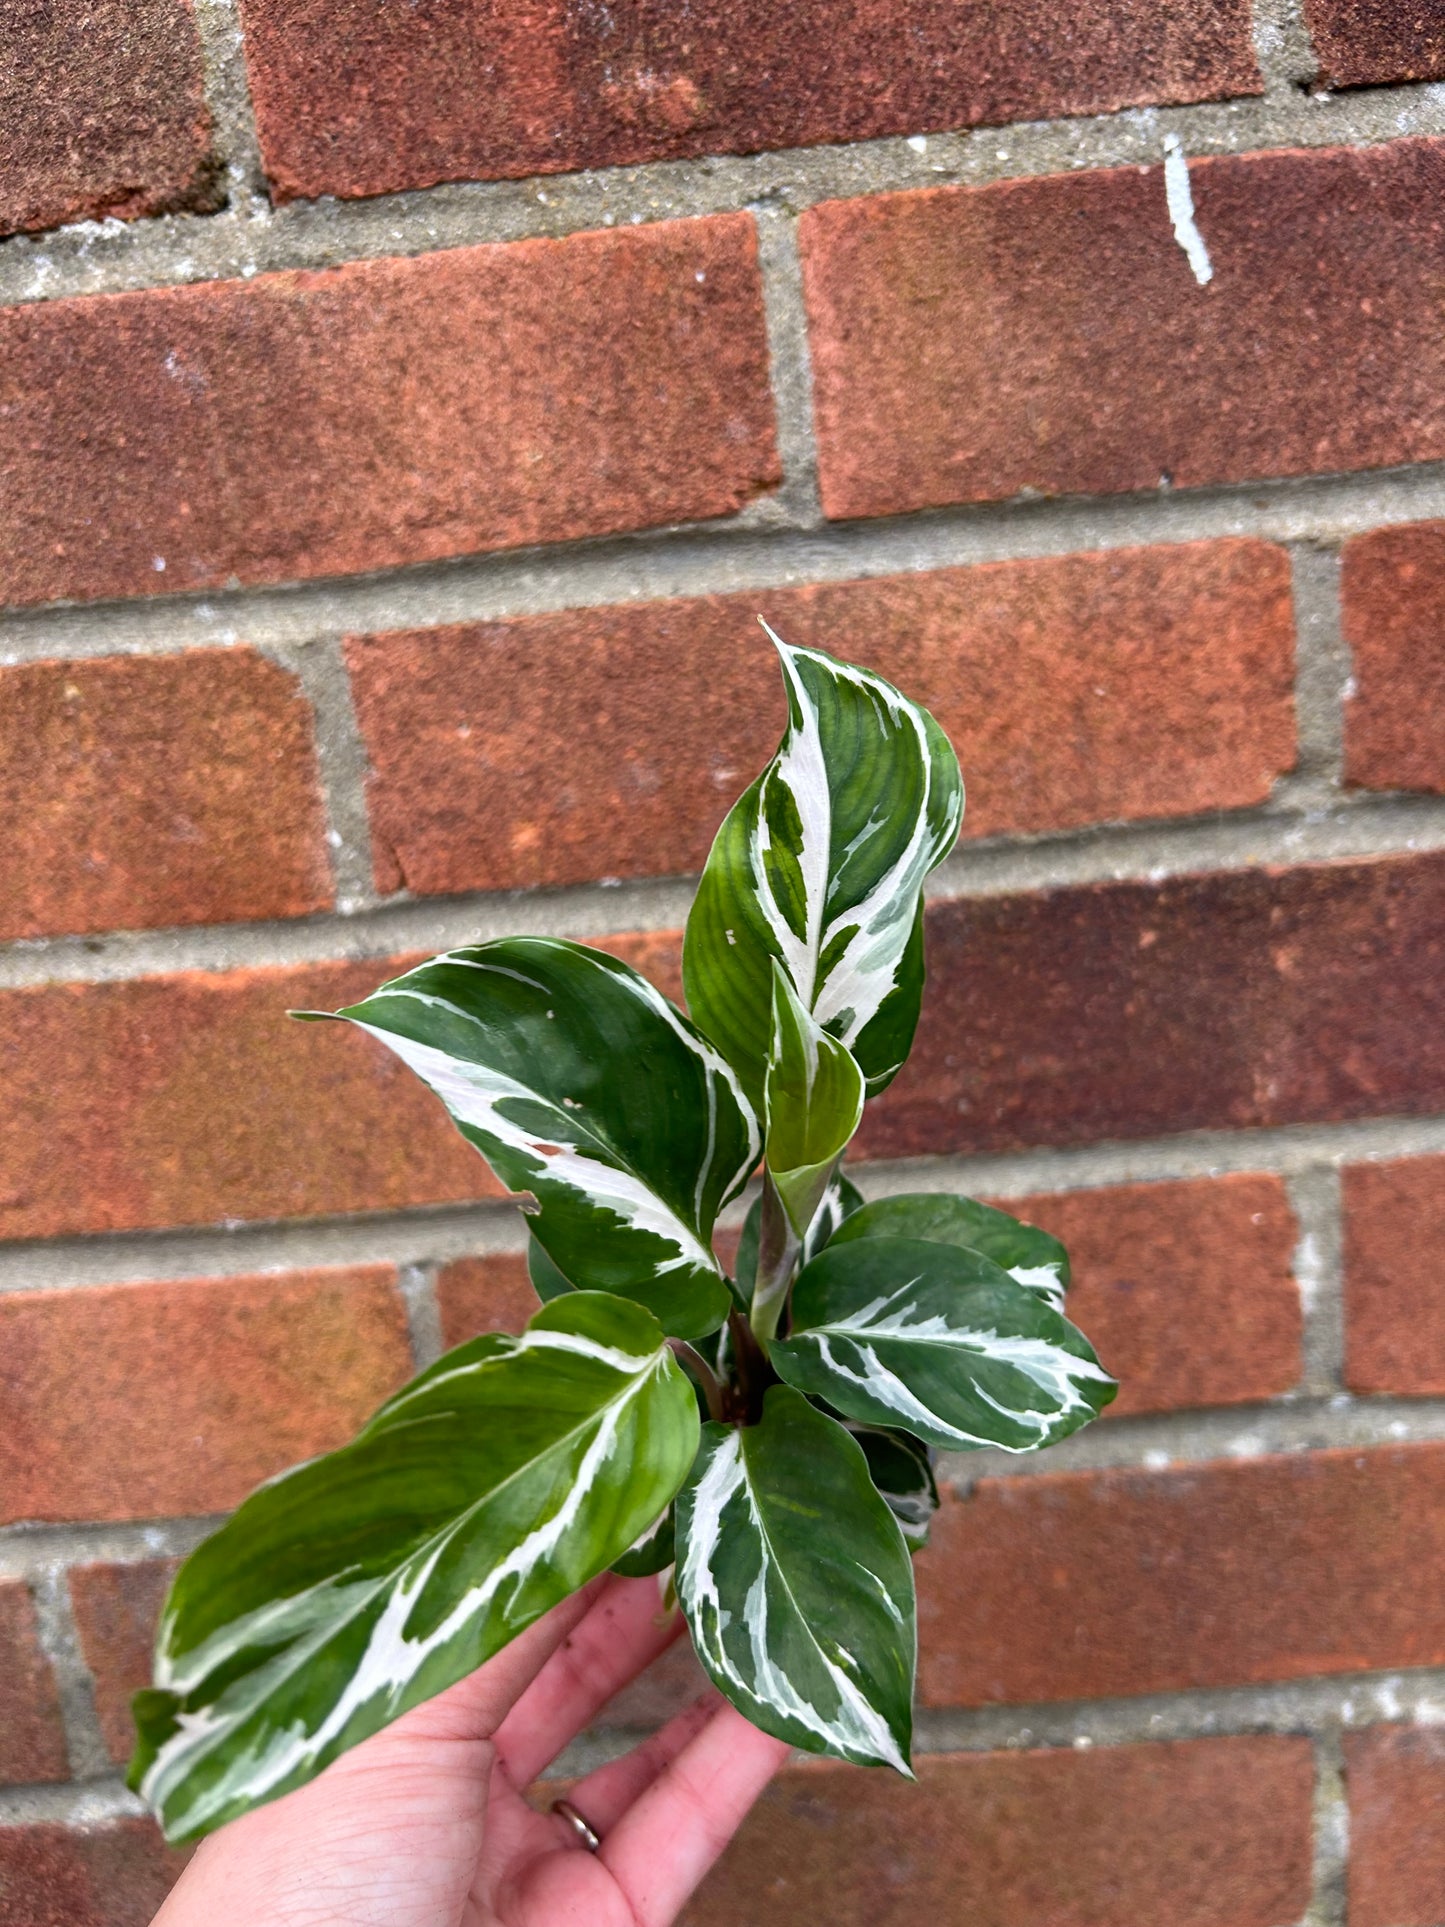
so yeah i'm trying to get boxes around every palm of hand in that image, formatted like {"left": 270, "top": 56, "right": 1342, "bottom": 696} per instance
{"left": 154, "top": 1575, "right": 788, "bottom": 1927}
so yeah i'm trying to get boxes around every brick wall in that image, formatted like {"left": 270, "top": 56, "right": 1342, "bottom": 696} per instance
{"left": 4, "top": 5, "right": 1445, "bottom": 1923}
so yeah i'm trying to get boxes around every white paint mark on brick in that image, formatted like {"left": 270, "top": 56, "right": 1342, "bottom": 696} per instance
{"left": 1163, "top": 135, "right": 1214, "bottom": 287}
{"left": 1295, "top": 1231, "right": 1323, "bottom": 1313}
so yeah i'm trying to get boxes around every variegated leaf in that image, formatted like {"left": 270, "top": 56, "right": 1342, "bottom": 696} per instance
{"left": 611, "top": 1505, "right": 677, "bottom": 1577}
{"left": 764, "top": 961, "right": 865, "bottom": 1235}
{"left": 304, "top": 937, "right": 760, "bottom": 1340}
{"left": 772, "top": 1237, "right": 1116, "bottom": 1452}
{"left": 683, "top": 631, "right": 963, "bottom": 1108}
{"left": 130, "top": 1294, "right": 699, "bottom": 1844}
{"left": 528, "top": 1233, "right": 575, "bottom": 1303}
{"left": 831, "top": 1191, "right": 1071, "bottom": 1312}
{"left": 675, "top": 1385, "right": 915, "bottom": 1771}
{"left": 848, "top": 1424, "right": 938, "bottom": 1550}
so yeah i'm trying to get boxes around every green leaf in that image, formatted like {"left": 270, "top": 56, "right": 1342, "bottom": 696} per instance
{"left": 312, "top": 937, "right": 760, "bottom": 1340}
{"left": 674, "top": 1385, "right": 915, "bottom": 1772}
{"left": 732, "top": 1171, "right": 864, "bottom": 1297}
{"left": 611, "top": 1506, "right": 677, "bottom": 1577}
{"left": 683, "top": 632, "right": 963, "bottom": 1109}
{"left": 130, "top": 1294, "right": 700, "bottom": 1843}
{"left": 772, "top": 1237, "right": 1116, "bottom": 1452}
{"left": 764, "top": 962, "right": 864, "bottom": 1235}
{"left": 528, "top": 1233, "right": 575, "bottom": 1303}
{"left": 831, "top": 1191, "right": 1070, "bottom": 1311}
{"left": 849, "top": 1425, "right": 939, "bottom": 1550}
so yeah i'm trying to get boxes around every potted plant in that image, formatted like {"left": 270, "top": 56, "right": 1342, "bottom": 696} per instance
{"left": 130, "top": 628, "right": 1115, "bottom": 1843}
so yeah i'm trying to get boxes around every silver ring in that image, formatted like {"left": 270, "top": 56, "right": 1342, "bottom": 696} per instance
{"left": 552, "top": 1797, "right": 601, "bottom": 1853}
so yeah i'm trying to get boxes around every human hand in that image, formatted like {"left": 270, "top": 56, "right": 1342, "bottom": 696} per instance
{"left": 152, "top": 1573, "right": 790, "bottom": 1927}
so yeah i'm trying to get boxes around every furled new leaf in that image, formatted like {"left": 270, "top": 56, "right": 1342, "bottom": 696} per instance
{"left": 763, "top": 961, "right": 865, "bottom": 1235}
{"left": 683, "top": 632, "right": 963, "bottom": 1108}
{"left": 305, "top": 938, "right": 760, "bottom": 1339}
{"left": 831, "top": 1192, "right": 1070, "bottom": 1311}
{"left": 772, "top": 1237, "right": 1115, "bottom": 1452}
{"left": 675, "top": 1385, "right": 915, "bottom": 1772}
{"left": 732, "top": 1171, "right": 865, "bottom": 1298}
{"left": 130, "top": 1294, "right": 699, "bottom": 1844}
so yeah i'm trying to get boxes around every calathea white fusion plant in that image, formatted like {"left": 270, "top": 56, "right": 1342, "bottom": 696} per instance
{"left": 130, "top": 629, "right": 1116, "bottom": 1842}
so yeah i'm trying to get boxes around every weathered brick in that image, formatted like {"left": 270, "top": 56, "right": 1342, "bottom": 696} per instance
{"left": 436, "top": 1255, "right": 541, "bottom": 1350}
{"left": 0, "top": 1268, "right": 411, "bottom": 1524}
{"left": 0, "top": 1582, "right": 67, "bottom": 1786}
{"left": 1343, "top": 523, "right": 1445, "bottom": 794}
{"left": 239, "top": 0, "right": 1258, "bottom": 204}
{"left": 0, "top": 218, "right": 778, "bottom": 610}
{"left": 68, "top": 1560, "right": 179, "bottom": 1766}
{"left": 1306, "top": 0, "right": 1445, "bottom": 86}
{"left": 1002, "top": 1176, "right": 1302, "bottom": 1417}
{"left": 1346, "top": 1725, "right": 1445, "bottom": 1927}
{"left": 0, "top": 0, "right": 213, "bottom": 238}
{"left": 682, "top": 1738, "right": 1312, "bottom": 1927}
{"left": 917, "top": 1443, "right": 1445, "bottom": 1706}
{"left": 800, "top": 139, "right": 1445, "bottom": 517}
{"left": 0, "top": 934, "right": 679, "bottom": 1243}
{"left": 0, "top": 649, "right": 332, "bottom": 940}
{"left": 348, "top": 539, "right": 1295, "bottom": 898}
{"left": 859, "top": 854, "right": 1445, "bottom": 1163}
{"left": 0, "top": 957, "right": 483, "bottom": 1240}
{"left": 0, "top": 1819, "right": 184, "bottom": 1927}
{"left": 1343, "top": 1156, "right": 1445, "bottom": 1394}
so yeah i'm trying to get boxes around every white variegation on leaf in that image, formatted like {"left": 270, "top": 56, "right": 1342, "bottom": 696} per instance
{"left": 831, "top": 1192, "right": 1070, "bottom": 1312}
{"left": 675, "top": 1386, "right": 915, "bottom": 1771}
{"left": 772, "top": 1237, "right": 1116, "bottom": 1452}
{"left": 683, "top": 631, "right": 963, "bottom": 1109}
{"left": 130, "top": 1295, "right": 699, "bottom": 1844}
{"left": 300, "top": 937, "right": 760, "bottom": 1340}
{"left": 763, "top": 960, "right": 865, "bottom": 1236}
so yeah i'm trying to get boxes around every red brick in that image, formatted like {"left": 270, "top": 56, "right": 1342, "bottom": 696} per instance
{"left": 0, "top": 1267, "right": 411, "bottom": 1524}
{"left": 801, "top": 139, "right": 1445, "bottom": 517}
{"left": 917, "top": 1442, "right": 1445, "bottom": 1706}
{"left": 682, "top": 1738, "right": 1312, "bottom": 1927}
{"left": 859, "top": 854, "right": 1445, "bottom": 1164}
{"left": 1000, "top": 1176, "right": 1302, "bottom": 1417}
{"left": 239, "top": 0, "right": 1258, "bottom": 205}
{"left": 1306, "top": 0, "right": 1445, "bottom": 86}
{"left": 0, "top": 1583, "right": 67, "bottom": 1785}
{"left": 0, "top": 1819, "right": 184, "bottom": 1927}
{"left": 68, "top": 1560, "right": 179, "bottom": 1766}
{"left": 1347, "top": 1725, "right": 1445, "bottom": 1927}
{"left": 0, "top": 935, "right": 679, "bottom": 1243}
{"left": 436, "top": 1254, "right": 541, "bottom": 1348}
{"left": 348, "top": 539, "right": 1295, "bottom": 898}
{"left": 1343, "top": 1156, "right": 1445, "bottom": 1394}
{"left": 1343, "top": 523, "right": 1445, "bottom": 794}
{"left": 0, "top": 219, "right": 778, "bottom": 610}
{"left": 0, "top": 957, "right": 483, "bottom": 1240}
{"left": 0, "top": 0, "right": 213, "bottom": 239}
{"left": 0, "top": 649, "right": 332, "bottom": 941}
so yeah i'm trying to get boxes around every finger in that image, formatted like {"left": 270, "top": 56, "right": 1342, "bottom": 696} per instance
{"left": 598, "top": 1702, "right": 792, "bottom": 1925}
{"left": 554, "top": 1689, "right": 720, "bottom": 1839}
{"left": 493, "top": 1573, "right": 684, "bottom": 1785}
{"left": 382, "top": 1575, "right": 611, "bottom": 1748}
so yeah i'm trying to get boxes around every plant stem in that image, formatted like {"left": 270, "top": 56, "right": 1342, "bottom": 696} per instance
{"left": 667, "top": 1339, "right": 725, "bottom": 1422}
{"left": 748, "top": 1169, "right": 801, "bottom": 1347}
